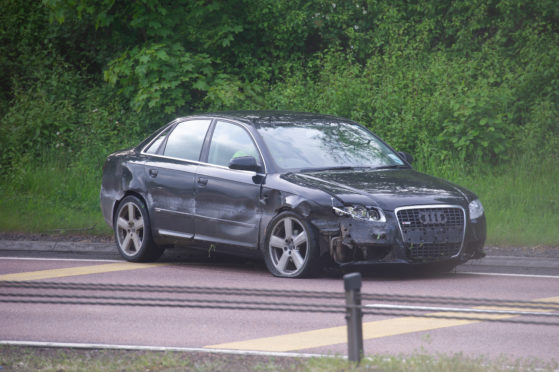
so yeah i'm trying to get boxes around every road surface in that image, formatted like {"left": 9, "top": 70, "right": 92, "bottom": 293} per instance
{"left": 0, "top": 240, "right": 558, "bottom": 364}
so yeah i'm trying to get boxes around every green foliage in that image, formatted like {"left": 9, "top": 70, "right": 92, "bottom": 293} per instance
{"left": 1, "top": 0, "right": 558, "bottom": 245}
{"left": 0, "top": 151, "right": 111, "bottom": 235}
{"left": 0, "top": 58, "right": 82, "bottom": 171}
{"left": 104, "top": 43, "right": 214, "bottom": 119}
{"left": 262, "top": 47, "right": 521, "bottom": 165}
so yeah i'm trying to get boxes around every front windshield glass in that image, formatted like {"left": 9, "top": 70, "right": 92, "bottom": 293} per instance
{"left": 257, "top": 120, "right": 405, "bottom": 171}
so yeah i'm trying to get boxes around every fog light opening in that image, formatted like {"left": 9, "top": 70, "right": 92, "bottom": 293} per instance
{"left": 330, "top": 237, "right": 355, "bottom": 264}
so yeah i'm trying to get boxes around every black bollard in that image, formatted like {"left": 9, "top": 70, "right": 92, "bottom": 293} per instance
{"left": 344, "top": 272, "right": 363, "bottom": 363}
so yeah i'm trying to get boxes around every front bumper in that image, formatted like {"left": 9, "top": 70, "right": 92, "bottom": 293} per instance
{"left": 320, "top": 210, "right": 486, "bottom": 266}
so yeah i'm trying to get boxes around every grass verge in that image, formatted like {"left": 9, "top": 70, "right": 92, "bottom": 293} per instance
{"left": 421, "top": 157, "right": 559, "bottom": 247}
{"left": 0, "top": 346, "right": 557, "bottom": 372}
{"left": 0, "top": 155, "right": 111, "bottom": 237}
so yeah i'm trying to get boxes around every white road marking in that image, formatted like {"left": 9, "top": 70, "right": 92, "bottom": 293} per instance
{"left": 0, "top": 340, "right": 331, "bottom": 359}
{"left": 459, "top": 271, "right": 559, "bottom": 279}
{"left": 366, "top": 304, "right": 559, "bottom": 316}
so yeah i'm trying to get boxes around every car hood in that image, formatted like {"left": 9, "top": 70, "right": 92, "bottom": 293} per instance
{"left": 282, "top": 168, "right": 470, "bottom": 211}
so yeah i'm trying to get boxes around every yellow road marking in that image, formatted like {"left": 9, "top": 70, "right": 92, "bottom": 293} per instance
{"left": 0, "top": 262, "right": 164, "bottom": 281}
{"left": 540, "top": 296, "right": 559, "bottom": 303}
{"left": 206, "top": 296, "right": 559, "bottom": 352}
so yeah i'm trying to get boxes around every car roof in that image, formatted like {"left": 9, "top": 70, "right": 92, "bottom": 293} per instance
{"left": 180, "top": 111, "right": 356, "bottom": 128}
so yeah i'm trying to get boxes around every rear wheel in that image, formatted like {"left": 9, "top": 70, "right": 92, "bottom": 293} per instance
{"left": 114, "top": 195, "right": 164, "bottom": 262}
{"left": 264, "top": 211, "right": 319, "bottom": 278}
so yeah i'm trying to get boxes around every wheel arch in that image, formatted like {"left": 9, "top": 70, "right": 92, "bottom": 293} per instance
{"left": 257, "top": 192, "right": 330, "bottom": 255}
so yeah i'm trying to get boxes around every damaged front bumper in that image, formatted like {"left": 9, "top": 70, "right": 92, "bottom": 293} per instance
{"left": 330, "top": 219, "right": 400, "bottom": 263}
{"left": 318, "top": 211, "right": 486, "bottom": 268}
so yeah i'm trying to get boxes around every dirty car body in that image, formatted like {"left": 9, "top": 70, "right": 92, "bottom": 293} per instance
{"left": 100, "top": 111, "right": 486, "bottom": 278}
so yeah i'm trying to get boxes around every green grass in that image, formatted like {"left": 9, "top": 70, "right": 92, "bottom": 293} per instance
{"left": 0, "top": 155, "right": 557, "bottom": 247}
{"left": 0, "top": 346, "right": 556, "bottom": 372}
{"left": 461, "top": 163, "right": 559, "bottom": 247}
{"left": 420, "top": 156, "right": 559, "bottom": 247}
{"left": 0, "top": 156, "right": 111, "bottom": 237}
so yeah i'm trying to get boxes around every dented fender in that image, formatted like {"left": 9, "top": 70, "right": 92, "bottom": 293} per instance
{"left": 100, "top": 153, "right": 150, "bottom": 227}
{"left": 257, "top": 186, "right": 336, "bottom": 255}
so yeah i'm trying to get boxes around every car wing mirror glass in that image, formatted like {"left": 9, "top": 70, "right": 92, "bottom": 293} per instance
{"left": 228, "top": 156, "right": 260, "bottom": 172}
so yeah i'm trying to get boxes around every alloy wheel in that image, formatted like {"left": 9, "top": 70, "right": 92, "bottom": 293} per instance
{"left": 116, "top": 202, "right": 145, "bottom": 256}
{"left": 268, "top": 216, "right": 309, "bottom": 276}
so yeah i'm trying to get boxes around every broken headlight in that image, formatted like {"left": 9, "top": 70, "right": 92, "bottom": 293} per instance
{"left": 332, "top": 205, "right": 386, "bottom": 222}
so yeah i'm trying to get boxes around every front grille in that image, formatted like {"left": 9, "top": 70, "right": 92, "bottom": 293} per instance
{"left": 396, "top": 206, "right": 465, "bottom": 260}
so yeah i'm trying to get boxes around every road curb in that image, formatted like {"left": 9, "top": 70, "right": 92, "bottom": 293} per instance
{"left": 0, "top": 240, "right": 115, "bottom": 253}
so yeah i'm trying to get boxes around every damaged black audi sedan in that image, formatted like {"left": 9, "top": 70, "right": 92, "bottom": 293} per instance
{"left": 100, "top": 111, "right": 486, "bottom": 278}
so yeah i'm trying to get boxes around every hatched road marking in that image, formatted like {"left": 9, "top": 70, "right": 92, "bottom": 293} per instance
{"left": 205, "top": 296, "right": 559, "bottom": 352}
{"left": 0, "top": 262, "right": 164, "bottom": 281}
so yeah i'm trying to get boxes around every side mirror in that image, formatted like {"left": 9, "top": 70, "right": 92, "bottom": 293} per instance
{"left": 228, "top": 156, "right": 261, "bottom": 172}
{"left": 397, "top": 151, "right": 414, "bottom": 164}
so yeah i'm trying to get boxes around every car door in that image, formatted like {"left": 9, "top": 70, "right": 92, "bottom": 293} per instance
{"left": 194, "top": 120, "right": 264, "bottom": 249}
{"left": 144, "top": 119, "right": 212, "bottom": 240}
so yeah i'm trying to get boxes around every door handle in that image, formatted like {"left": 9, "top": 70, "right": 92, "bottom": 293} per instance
{"left": 149, "top": 169, "right": 158, "bottom": 178}
{"left": 197, "top": 177, "right": 208, "bottom": 186}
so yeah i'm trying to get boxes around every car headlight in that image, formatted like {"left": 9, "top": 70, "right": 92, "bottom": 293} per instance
{"left": 333, "top": 205, "right": 386, "bottom": 222}
{"left": 469, "top": 199, "right": 484, "bottom": 220}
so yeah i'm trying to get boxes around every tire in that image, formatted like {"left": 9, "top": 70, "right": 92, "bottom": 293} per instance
{"left": 113, "top": 195, "right": 164, "bottom": 262}
{"left": 263, "top": 211, "right": 319, "bottom": 278}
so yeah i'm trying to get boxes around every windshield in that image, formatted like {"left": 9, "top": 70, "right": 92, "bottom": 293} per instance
{"left": 257, "top": 120, "right": 405, "bottom": 171}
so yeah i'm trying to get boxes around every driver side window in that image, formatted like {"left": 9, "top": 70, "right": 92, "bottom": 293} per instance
{"left": 208, "top": 121, "right": 260, "bottom": 167}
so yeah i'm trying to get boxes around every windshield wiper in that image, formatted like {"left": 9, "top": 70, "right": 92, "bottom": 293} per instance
{"left": 373, "top": 164, "right": 409, "bottom": 170}
{"left": 299, "top": 166, "right": 356, "bottom": 172}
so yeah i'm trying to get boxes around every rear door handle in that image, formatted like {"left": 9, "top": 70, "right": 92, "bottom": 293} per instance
{"left": 149, "top": 169, "right": 158, "bottom": 178}
{"left": 197, "top": 177, "right": 208, "bottom": 186}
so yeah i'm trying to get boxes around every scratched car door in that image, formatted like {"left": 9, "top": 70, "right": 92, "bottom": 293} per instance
{"left": 194, "top": 120, "right": 263, "bottom": 249}
{"left": 144, "top": 119, "right": 211, "bottom": 240}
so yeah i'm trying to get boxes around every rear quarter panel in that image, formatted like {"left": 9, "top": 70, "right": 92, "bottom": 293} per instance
{"left": 100, "top": 150, "right": 148, "bottom": 227}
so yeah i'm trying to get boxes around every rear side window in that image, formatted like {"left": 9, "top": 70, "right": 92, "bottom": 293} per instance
{"left": 144, "top": 127, "right": 172, "bottom": 154}
{"left": 163, "top": 119, "right": 211, "bottom": 161}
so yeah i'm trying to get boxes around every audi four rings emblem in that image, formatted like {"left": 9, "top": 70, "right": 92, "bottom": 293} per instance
{"left": 418, "top": 211, "right": 447, "bottom": 225}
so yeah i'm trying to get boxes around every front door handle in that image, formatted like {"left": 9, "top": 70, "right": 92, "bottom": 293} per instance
{"left": 149, "top": 169, "right": 158, "bottom": 178}
{"left": 197, "top": 177, "right": 208, "bottom": 186}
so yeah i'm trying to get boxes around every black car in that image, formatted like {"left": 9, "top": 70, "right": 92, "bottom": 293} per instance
{"left": 100, "top": 111, "right": 486, "bottom": 278}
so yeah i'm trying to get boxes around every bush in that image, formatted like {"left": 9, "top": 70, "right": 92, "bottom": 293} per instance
{"left": 1, "top": 0, "right": 558, "bottom": 244}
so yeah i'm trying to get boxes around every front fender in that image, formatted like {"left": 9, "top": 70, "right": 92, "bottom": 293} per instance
{"left": 257, "top": 188, "right": 337, "bottom": 256}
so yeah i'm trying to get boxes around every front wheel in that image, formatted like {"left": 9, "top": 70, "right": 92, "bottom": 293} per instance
{"left": 263, "top": 211, "right": 319, "bottom": 278}
{"left": 114, "top": 195, "right": 164, "bottom": 262}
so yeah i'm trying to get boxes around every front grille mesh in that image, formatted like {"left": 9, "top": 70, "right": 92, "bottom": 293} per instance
{"left": 405, "top": 242, "right": 462, "bottom": 259}
{"left": 396, "top": 207, "right": 465, "bottom": 260}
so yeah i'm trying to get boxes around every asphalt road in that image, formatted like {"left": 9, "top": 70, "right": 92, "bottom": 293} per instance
{"left": 1, "top": 239, "right": 558, "bottom": 364}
